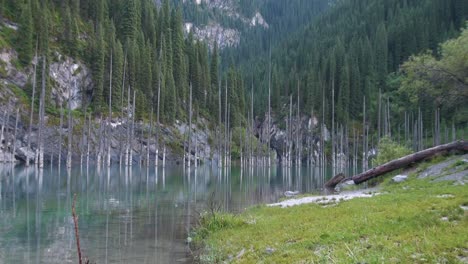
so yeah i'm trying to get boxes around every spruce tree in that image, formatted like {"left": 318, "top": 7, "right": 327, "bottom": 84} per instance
{"left": 92, "top": 23, "right": 105, "bottom": 112}
{"left": 112, "top": 40, "right": 124, "bottom": 110}
{"left": 17, "top": 0, "right": 33, "bottom": 66}
{"left": 121, "top": 0, "right": 137, "bottom": 41}
{"left": 172, "top": 7, "right": 186, "bottom": 103}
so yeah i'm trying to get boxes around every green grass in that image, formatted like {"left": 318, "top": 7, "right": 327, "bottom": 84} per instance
{"left": 192, "top": 163, "right": 468, "bottom": 263}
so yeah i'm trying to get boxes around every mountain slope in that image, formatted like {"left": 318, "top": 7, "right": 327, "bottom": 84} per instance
{"left": 244, "top": 0, "right": 467, "bottom": 128}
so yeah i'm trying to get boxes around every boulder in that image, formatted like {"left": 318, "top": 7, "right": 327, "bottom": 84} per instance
{"left": 392, "top": 175, "right": 408, "bottom": 183}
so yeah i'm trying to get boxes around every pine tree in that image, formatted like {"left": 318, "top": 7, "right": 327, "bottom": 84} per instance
{"left": 209, "top": 41, "right": 220, "bottom": 115}
{"left": 337, "top": 57, "right": 350, "bottom": 123}
{"left": 375, "top": 23, "right": 388, "bottom": 87}
{"left": 121, "top": 0, "right": 137, "bottom": 42}
{"left": 112, "top": 39, "right": 124, "bottom": 110}
{"left": 92, "top": 23, "right": 105, "bottom": 112}
{"left": 17, "top": 0, "right": 33, "bottom": 66}
{"left": 172, "top": 7, "right": 186, "bottom": 104}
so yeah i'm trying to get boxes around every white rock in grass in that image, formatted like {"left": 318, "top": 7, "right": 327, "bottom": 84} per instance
{"left": 392, "top": 175, "right": 408, "bottom": 183}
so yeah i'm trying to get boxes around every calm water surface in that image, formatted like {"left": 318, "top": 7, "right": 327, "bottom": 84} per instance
{"left": 0, "top": 164, "right": 330, "bottom": 263}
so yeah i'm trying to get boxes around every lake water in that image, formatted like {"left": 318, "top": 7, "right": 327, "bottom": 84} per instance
{"left": 0, "top": 164, "right": 330, "bottom": 263}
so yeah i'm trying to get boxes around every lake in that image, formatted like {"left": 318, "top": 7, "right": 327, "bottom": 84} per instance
{"left": 0, "top": 163, "right": 331, "bottom": 263}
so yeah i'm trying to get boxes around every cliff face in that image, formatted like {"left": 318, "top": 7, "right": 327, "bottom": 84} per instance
{"left": 182, "top": 0, "right": 269, "bottom": 49}
{"left": 0, "top": 48, "right": 93, "bottom": 110}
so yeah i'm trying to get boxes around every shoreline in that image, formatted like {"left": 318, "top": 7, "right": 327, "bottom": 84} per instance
{"left": 190, "top": 154, "right": 468, "bottom": 263}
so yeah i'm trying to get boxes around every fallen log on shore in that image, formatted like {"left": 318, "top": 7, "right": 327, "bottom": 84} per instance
{"left": 325, "top": 140, "right": 468, "bottom": 189}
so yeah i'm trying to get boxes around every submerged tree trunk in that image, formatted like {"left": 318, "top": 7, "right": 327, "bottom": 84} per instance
{"left": 37, "top": 56, "right": 47, "bottom": 168}
{"left": 12, "top": 108, "right": 19, "bottom": 162}
{"left": 325, "top": 140, "right": 468, "bottom": 188}
{"left": 66, "top": 82, "right": 74, "bottom": 169}
{"left": 26, "top": 46, "right": 38, "bottom": 166}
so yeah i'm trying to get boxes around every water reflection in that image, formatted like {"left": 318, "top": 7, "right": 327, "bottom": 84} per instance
{"left": 0, "top": 164, "right": 329, "bottom": 263}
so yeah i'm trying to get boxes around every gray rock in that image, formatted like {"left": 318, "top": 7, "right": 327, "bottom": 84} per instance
{"left": 284, "top": 191, "right": 300, "bottom": 197}
{"left": 392, "top": 175, "right": 408, "bottom": 183}
{"left": 49, "top": 52, "right": 93, "bottom": 110}
{"left": 265, "top": 247, "right": 275, "bottom": 255}
{"left": 16, "top": 146, "right": 35, "bottom": 163}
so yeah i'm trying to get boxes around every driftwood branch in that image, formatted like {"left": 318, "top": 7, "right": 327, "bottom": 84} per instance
{"left": 325, "top": 140, "right": 468, "bottom": 189}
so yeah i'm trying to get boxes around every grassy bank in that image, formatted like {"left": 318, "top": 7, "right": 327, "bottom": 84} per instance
{"left": 192, "top": 159, "right": 468, "bottom": 263}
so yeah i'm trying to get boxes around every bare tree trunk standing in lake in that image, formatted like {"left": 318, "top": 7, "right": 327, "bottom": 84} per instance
{"left": 331, "top": 82, "right": 335, "bottom": 176}
{"left": 147, "top": 107, "right": 153, "bottom": 166}
{"left": 58, "top": 102, "right": 63, "bottom": 168}
{"left": 224, "top": 79, "right": 228, "bottom": 167}
{"left": 218, "top": 80, "right": 222, "bottom": 167}
{"left": 26, "top": 47, "right": 38, "bottom": 166}
{"left": 86, "top": 115, "right": 91, "bottom": 167}
{"left": 129, "top": 90, "right": 135, "bottom": 167}
{"left": 296, "top": 79, "right": 300, "bottom": 166}
{"left": 125, "top": 85, "right": 130, "bottom": 167}
{"left": 66, "top": 82, "right": 74, "bottom": 169}
{"left": 1, "top": 101, "right": 9, "bottom": 160}
{"left": 12, "top": 108, "right": 19, "bottom": 162}
{"left": 107, "top": 53, "right": 113, "bottom": 167}
{"left": 378, "top": 89, "right": 382, "bottom": 142}
{"left": 188, "top": 83, "right": 192, "bottom": 169}
{"left": 289, "top": 95, "right": 293, "bottom": 167}
{"left": 267, "top": 46, "right": 272, "bottom": 167}
{"left": 80, "top": 112, "right": 86, "bottom": 167}
{"left": 155, "top": 46, "right": 162, "bottom": 167}
{"left": 37, "top": 56, "right": 47, "bottom": 168}
{"left": 250, "top": 80, "right": 254, "bottom": 167}
{"left": 120, "top": 52, "right": 127, "bottom": 166}
{"left": 96, "top": 115, "right": 103, "bottom": 167}
{"left": 362, "top": 97, "right": 368, "bottom": 172}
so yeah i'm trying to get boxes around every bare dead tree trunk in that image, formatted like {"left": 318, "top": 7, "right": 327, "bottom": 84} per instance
{"left": 331, "top": 81, "right": 335, "bottom": 176}
{"left": 119, "top": 52, "right": 127, "bottom": 166}
{"left": 129, "top": 90, "right": 136, "bottom": 167}
{"left": 0, "top": 102, "right": 9, "bottom": 155}
{"left": 155, "top": 56, "right": 161, "bottom": 167}
{"left": 107, "top": 53, "right": 113, "bottom": 167}
{"left": 125, "top": 86, "right": 130, "bottom": 167}
{"left": 188, "top": 83, "right": 192, "bottom": 168}
{"left": 267, "top": 46, "right": 271, "bottom": 167}
{"left": 362, "top": 97, "right": 368, "bottom": 172}
{"left": 66, "top": 82, "right": 74, "bottom": 169}
{"left": 12, "top": 108, "right": 19, "bottom": 163}
{"left": 97, "top": 115, "right": 103, "bottom": 167}
{"left": 58, "top": 102, "right": 63, "bottom": 168}
{"left": 326, "top": 140, "right": 468, "bottom": 188}
{"left": 147, "top": 107, "right": 153, "bottom": 166}
{"left": 86, "top": 115, "right": 91, "bottom": 167}
{"left": 80, "top": 112, "right": 86, "bottom": 167}
{"left": 37, "top": 56, "right": 46, "bottom": 168}
{"left": 296, "top": 79, "right": 300, "bottom": 166}
{"left": 250, "top": 81, "right": 254, "bottom": 167}
{"left": 26, "top": 46, "right": 38, "bottom": 166}
{"left": 224, "top": 79, "right": 228, "bottom": 167}
{"left": 218, "top": 79, "right": 222, "bottom": 167}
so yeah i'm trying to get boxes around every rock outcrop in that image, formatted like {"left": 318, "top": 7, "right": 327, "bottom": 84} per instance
{"left": 49, "top": 52, "right": 93, "bottom": 110}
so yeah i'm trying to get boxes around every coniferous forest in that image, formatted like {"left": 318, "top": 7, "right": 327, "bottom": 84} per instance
{"left": 0, "top": 0, "right": 466, "bottom": 166}
{"left": 1, "top": 0, "right": 468, "bottom": 263}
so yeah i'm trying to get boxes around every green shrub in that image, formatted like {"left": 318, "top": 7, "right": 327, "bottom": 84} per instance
{"left": 375, "top": 136, "right": 412, "bottom": 166}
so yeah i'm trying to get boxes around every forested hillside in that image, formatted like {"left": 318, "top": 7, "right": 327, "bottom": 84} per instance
{"left": 0, "top": 0, "right": 466, "bottom": 162}
{"left": 1, "top": 0, "right": 235, "bottom": 124}
{"left": 247, "top": 0, "right": 467, "bottom": 131}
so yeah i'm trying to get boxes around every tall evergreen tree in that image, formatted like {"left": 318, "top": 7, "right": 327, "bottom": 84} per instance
{"left": 17, "top": 0, "right": 33, "bottom": 66}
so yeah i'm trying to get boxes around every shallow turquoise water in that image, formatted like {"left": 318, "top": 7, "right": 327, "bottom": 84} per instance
{"left": 0, "top": 164, "right": 329, "bottom": 263}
